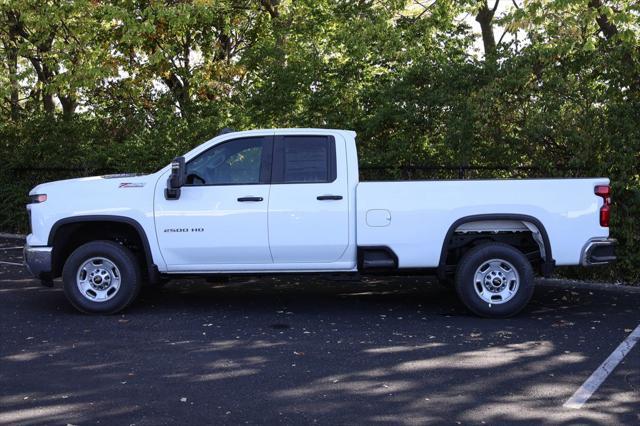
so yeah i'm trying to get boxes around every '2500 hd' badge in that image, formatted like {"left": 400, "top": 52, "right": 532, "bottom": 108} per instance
{"left": 164, "top": 228, "right": 205, "bottom": 233}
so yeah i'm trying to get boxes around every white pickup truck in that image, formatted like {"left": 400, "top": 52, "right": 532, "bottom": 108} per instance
{"left": 24, "top": 128, "right": 616, "bottom": 317}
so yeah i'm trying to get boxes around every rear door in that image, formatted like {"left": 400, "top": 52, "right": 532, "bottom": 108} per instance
{"left": 267, "top": 134, "right": 349, "bottom": 263}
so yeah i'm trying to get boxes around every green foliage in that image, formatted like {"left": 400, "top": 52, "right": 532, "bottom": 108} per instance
{"left": 0, "top": 0, "right": 638, "bottom": 283}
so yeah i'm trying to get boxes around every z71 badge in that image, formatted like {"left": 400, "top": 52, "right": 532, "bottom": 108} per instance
{"left": 119, "top": 182, "right": 145, "bottom": 188}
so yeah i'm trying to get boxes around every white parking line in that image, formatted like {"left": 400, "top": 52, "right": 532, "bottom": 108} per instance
{"left": 564, "top": 324, "right": 640, "bottom": 409}
{"left": 0, "top": 260, "right": 23, "bottom": 266}
{"left": 0, "top": 246, "right": 24, "bottom": 250}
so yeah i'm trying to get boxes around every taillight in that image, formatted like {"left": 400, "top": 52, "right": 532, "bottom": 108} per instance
{"left": 594, "top": 185, "right": 610, "bottom": 227}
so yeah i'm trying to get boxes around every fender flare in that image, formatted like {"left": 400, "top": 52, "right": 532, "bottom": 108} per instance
{"left": 437, "top": 214, "right": 554, "bottom": 279}
{"left": 48, "top": 215, "right": 159, "bottom": 282}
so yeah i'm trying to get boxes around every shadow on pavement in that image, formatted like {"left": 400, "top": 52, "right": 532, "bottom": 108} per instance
{"left": 1, "top": 270, "right": 639, "bottom": 425}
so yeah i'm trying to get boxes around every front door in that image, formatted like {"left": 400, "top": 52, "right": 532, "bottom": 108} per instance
{"left": 155, "top": 136, "right": 273, "bottom": 270}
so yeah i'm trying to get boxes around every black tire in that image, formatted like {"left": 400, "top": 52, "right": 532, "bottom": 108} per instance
{"left": 454, "top": 242, "right": 534, "bottom": 318}
{"left": 62, "top": 241, "right": 142, "bottom": 314}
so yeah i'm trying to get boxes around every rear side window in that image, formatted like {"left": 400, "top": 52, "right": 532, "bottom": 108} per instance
{"left": 272, "top": 135, "right": 336, "bottom": 184}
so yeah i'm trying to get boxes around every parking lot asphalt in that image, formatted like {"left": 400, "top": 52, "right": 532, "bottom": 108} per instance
{"left": 1, "top": 236, "right": 638, "bottom": 425}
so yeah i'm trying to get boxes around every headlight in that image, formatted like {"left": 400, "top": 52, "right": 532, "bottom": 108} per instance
{"left": 28, "top": 194, "right": 47, "bottom": 204}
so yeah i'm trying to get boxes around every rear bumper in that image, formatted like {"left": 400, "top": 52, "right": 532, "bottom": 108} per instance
{"left": 580, "top": 238, "right": 617, "bottom": 266}
{"left": 23, "top": 244, "right": 53, "bottom": 278}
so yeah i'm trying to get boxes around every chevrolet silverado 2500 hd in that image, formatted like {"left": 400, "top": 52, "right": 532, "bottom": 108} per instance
{"left": 24, "top": 128, "right": 616, "bottom": 317}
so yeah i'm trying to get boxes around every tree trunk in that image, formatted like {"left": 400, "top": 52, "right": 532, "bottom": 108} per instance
{"left": 3, "top": 39, "right": 20, "bottom": 120}
{"left": 588, "top": 0, "right": 639, "bottom": 91}
{"left": 7, "top": 11, "right": 62, "bottom": 115}
{"left": 260, "top": 0, "right": 280, "bottom": 19}
{"left": 475, "top": 0, "right": 498, "bottom": 60}
{"left": 162, "top": 72, "right": 190, "bottom": 114}
{"left": 42, "top": 91, "right": 55, "bottom": 115}
{"left": 29, "top": 58, "right": 55, "bottom": 115}
{"left": 59, "top": 95, "right": 76, "bottom": 119}
{"left": 4, "top": 11, "right": 23, "bottom": 119}
{"left": 588, "top": 0, "right": 618, "bottom": 40}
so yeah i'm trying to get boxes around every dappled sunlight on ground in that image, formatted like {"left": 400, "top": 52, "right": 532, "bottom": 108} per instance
{"left": 0, "top": 262, "right": 638, "bottom": 424}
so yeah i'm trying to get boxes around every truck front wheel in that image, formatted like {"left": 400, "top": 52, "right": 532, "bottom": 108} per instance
{"left": 454, "top": 242, "right": 534, "bottom": 318}
{"left": 62, "top": 241, "right": 142, "bottom": 314}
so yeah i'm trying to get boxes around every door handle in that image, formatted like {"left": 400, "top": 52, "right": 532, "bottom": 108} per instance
{"left": 237, "top": 196, "right": 263, "bottom": 202}
{"left": 317, "top": 195, "right": 343, "bottom": 201}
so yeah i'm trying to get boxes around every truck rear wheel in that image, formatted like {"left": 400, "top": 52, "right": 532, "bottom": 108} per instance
{"left": 454, "top": 242, "right": 534, "bottom": 318}
{"left": 62, "top": 241, "right": 142, "bottom": 314}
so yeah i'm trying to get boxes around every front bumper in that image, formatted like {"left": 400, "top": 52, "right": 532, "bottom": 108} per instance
{"left": 580, "top": 238, "right": 617, "bottom": 266}
{"left": 23, "top": 244, "right": 53, "bottom": 278}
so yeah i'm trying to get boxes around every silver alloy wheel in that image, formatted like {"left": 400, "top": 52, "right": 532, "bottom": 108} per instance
{"left": 473, "top": 258, "right": 520, "bottom": 305}
{"left": 76, "top": 257, "right": 121, "bottom": 302}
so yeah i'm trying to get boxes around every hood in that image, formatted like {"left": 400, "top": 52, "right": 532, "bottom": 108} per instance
{"left": 29, "top": 174, "right": 153, "bottom": 196}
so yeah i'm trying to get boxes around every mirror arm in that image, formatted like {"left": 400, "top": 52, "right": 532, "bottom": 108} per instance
{"left": 165, "top": 186, "right": 181, "bottom": 200}
{"left": 165, "top": 156, "right": 186, "bottom": 200}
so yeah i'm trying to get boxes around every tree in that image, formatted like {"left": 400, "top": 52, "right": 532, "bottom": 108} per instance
{"left": 0, "top": 0, "right": 117, "bottom": 118}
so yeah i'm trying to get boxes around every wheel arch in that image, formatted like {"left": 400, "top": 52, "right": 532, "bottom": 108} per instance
{"left": 48, "top": 215, "right": 159, "bottom": 282}
{"left": 437, "top": 214, "right": 554, "bottom": 280}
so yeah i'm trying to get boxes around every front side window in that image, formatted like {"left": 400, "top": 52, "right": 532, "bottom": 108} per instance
{"left": 186, "top": 137, "right": 266, "bottom": 185}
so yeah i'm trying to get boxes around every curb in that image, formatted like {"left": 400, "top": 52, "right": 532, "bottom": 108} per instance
{"left": 537, "top": 278, "right": 640, "bottom": 293}
{"left": 0, "top": 233, "right": 26, "bottom": 240}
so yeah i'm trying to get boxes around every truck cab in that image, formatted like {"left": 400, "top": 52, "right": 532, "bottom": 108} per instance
{"left": 155, "top": 129, "right": 358, "bottom": 272}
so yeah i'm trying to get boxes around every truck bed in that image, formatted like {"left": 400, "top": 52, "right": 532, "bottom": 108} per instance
{"left": 356, "top": 178, "right": 609, "bottom": 268}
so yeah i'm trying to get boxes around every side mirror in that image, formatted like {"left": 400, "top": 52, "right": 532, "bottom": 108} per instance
{"left": 165, "top": 156, "right": 186, "bottom": 200}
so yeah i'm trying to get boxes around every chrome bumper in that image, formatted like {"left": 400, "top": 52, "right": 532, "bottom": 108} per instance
{"left": 23, "top": 244, "right": 53, "bottom": 278}
{"left": 580, "top": 238, "right": 617, "bottom": 266}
